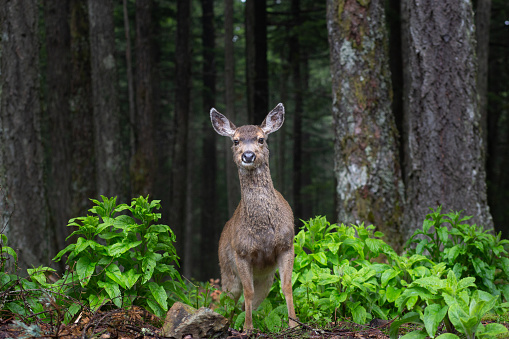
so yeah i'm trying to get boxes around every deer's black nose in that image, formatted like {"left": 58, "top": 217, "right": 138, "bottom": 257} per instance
{"left": 242, "top": 151, "right": 256, "bottom": 163}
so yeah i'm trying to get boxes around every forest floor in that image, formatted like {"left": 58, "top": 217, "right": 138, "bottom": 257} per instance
{"left": 1, "top": 307, "right": 509, "bottom": 339}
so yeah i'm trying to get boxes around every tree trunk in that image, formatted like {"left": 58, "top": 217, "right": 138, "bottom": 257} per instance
{"left": 486, "top": 0, "right": 509, "bottom": 237}
{"left": 245, "top": 0, "right": 268, "bottom": 125}
{"left": 327, "top": 0, "right": 405, "bottom": 250}
{"left": 224, "top": 0, "right": 240, "bottom": 217}
{"left": 401, "top": 0, "right": 493, "bottom": 236}
{"left": 88, "top": 0, "right": 127, "bottom": 201}
{"left": 70, "top": 0, "right": 96, "bottom": 219}
{"left": 171, "top": 0, "right": 191, "bottom": 263}
{"left": 290, "top": 0, "right": 304, "bottom": 221}
{"left": 133, "top": 0, "right": 156, "bottom": 197}
{"left": 0, "top": 0, "right": 52, "bottom": 269}
{"left": 475, "top": 0, "right": 491, "bottom": 156}
{"left": 200, "top": 0, "right": 219, "bottom": 280}
{"left": 44, "top": 0, "right": 72, "bottom": 254}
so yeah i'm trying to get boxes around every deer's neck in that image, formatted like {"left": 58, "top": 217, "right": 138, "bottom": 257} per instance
{"left": 238, "top": 164, "right": 275, "bottom": 199}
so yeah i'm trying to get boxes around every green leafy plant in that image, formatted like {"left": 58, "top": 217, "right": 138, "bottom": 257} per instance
{"left": 389, "top": 263, "right": 508, "bottom": 338}
{"left": 0, "top": 234, "right": 79, "bottom": 329}
{"left": 53, "top": 195, "right": 187, "bottom": 317}
{"left": 405, "top": 206, "right": 509, "bottom": 300}
{"left": 288, "top": 215, "right": 508, "bottom": 338}
{"left": 291, "top": 216, "right": 399, "bottom": 325}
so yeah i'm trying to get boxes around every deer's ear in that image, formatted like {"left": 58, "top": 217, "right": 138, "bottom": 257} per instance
{"left": 210, "top": 108, "right": 237, "bottom": 137}
{"left": 261, "top": 103, "right": 285, "bottom": 135}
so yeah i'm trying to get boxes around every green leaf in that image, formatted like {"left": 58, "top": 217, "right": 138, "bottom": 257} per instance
{"left": 381, "top": 268, "right": 399, "bottom": 288}
{"left": 1, "top": 246, "right": 17, "bottom": 261}
{"left": 400, "top": 329, "right": 428, "bottom": 339}
{"left": 386, "top": 285, "right": 402, "bottom": 303}
{"left": 105, "top": 264, "right": 127, "bottom": 289}
{"left": 422, "top": 304, "right": 448, "bottom": 338}
{"left": 347, "top": 302, "right": 367, "bottom": 324}
{"left": 148, "top": 282, "right": 168, "bottom": 311}
{"left": 312, "top": 252, "right": 328, "bottom": 266}
{"left": 435, "top": 334, "right": 460, "bottom": 339}
{"left": 124, "top": 269, "right": 141, "bottom": 289}
{"left": 64, "top": 303, "right": 82, "bottom": 324}
{"left": 142, "top": 252, "right": 159, "bottom": 283}
{"left": 146, "top": 298, "right": 165, "bottom": 318}
{"left": 264, "top": 310, "right": 282, "bottom": 332}
{"left": 234, "top": 312, "right": 246, "bottom": 330}
{"left": 476, "top": 323, "right": 509, "bottom": 338}
{"left": 52, "top": 244, "right": 75, "bottom": 262}
{"left": 107, "top": 240, "right": 142, "bottom": 257}
{"left": 76, "top": 256, "right": 96, "bottom": 287}
{"left": 98, "top": 281, "right": 122, "bottom": 308}
{"left": 88, "top": 293, "right": 108, "bottom": 312}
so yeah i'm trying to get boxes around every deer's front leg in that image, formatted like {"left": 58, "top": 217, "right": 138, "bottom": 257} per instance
{"left": 278, "top": 248, "right": 297, "bottom": 328}
{"left": 234, "top": 254, "right": 255, "bottom": 332}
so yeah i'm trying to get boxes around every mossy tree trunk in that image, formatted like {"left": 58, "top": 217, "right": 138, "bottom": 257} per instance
{"left": 0, "top": 0, "right": 53, "bottom": 269}
{"left": 401, "top": 0, "right": 493, "bottom": 235}
{"left": 327, "top": 0, "right": 405, "bottom": 250}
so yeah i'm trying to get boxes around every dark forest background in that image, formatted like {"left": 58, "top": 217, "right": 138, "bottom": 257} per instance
{"left": 0, "top": 0, "right": 508, "bottom": 282}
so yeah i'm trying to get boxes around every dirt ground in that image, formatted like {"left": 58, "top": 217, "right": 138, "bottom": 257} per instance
{"left": 0, "top": 307, "right": 507, "bottom": 339}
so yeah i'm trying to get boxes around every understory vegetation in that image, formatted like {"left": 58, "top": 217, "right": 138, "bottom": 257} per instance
{"left": 1, "top": 197, "right": 508, "bottom": 338}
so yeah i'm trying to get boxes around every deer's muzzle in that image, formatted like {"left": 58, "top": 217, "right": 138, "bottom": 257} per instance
{"left": 242, "top": 151, "right": 256, "bottom": 164}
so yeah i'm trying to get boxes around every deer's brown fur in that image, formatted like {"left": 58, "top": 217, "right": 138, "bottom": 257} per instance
{"left": 210, "top": 103, "right": 297, "bottom": 331}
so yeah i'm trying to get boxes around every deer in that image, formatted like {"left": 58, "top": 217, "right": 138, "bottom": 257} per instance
{"left": 210, "top": 103, "right": 297, "bottom": 332}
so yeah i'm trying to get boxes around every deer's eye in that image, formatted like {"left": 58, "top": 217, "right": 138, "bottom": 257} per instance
{"left": 233, "top": 139, "right": 239, "bottom": 146}
{"left": 258, "top": 138, "right": 264, "bottom": 145}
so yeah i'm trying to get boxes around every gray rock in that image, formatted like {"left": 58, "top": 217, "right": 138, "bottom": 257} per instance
{"left": 162, "top": 302, "right": 229, "bottom": 339}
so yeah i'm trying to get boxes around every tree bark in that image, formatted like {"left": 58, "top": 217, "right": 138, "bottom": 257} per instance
{"left": 171, "top": 0, "right": 191, "bottom": 264}
{"left": 44, "top": 0, "right": 72, "bottom": 254}
{"left": 224, "top": 0, "right": 240, "bottom": 217}
{"left": 245, "top": 0, "right": 268, "bottom": 124}
{"left": 200, "top": 0, "right": 219, "bottom": 280}
{"left": 70, "top": 0, "right": 96, "bottom": 218}
{"left": 0, "top": 0, "right": 52, "bottom": 269}
{"left": 88, "top": 0, "right": 127, "bottom": 201}
{"left": 401, "top": 0, "right": 493, "bottom": 236}
{"left": 133, "top": 0, "right": 156, "bottom": 197}
{"left": 327, "top": 0, "right": 405, "bottom": 250}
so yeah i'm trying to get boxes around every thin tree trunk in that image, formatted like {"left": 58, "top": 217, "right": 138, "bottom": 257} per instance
{"left": 200, "top": 0, "right": 219, "bottom": 280}
{"left": 70, "top": 0, "right": 96, "bottom": 218}
{"left": 171, "top": 0, "right": 191, "bottom": 263}
{"left": 88, "top": 0, "right": 127, "bottom": 201}
{"left": 401, "top": 0, "right": 493, "bottom": 235}
{"left": 123, "top": 0, "right": 136, "bottom": 160}
{"left": 44, "top": 0, "right": 72, "bottom": 255}
{"left": 245, "top": 0, "right": 268, "bottom": 125}
{"left": 290, "top": 0, "right": 303, "bottom": 220}
{"left": 224, "top": 0, "right": 240, "bottom": 216}
{"left": 327, "top": 0, "right": 405, "bottom": 250}
{"left": 0, "top": 0, "right": 52, "bottom": 269}
{"left": 133, "top": 0, "right": 156, "bottom": 197}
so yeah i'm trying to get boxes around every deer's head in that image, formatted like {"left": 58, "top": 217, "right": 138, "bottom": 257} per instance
{"left": 210, "top": 103, "right": 285, "bottom": 170}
